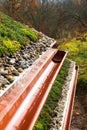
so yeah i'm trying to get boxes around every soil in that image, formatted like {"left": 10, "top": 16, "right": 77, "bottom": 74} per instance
{"left": 70, "top": 93, "right": 87, "bottom": 130}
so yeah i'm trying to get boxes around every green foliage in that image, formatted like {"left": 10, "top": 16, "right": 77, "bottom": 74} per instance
{"left": 34, "top": 60, "right": 70, "bottom": 130}
{"left": 59, "top": 40, "right": 79, "bottom": 53}
{"left": 59, "top": 36, "right": 87, "bottom": 93}
{"left": 22, "top": 28, "right": 38, "bottom": 42}
{"left": 0, "top": 11, "right": 38, "bottom": 55}
{"left": 0, "top": 44, "right": 6, "bottom": 55}
{"left": 3, "top": 39, "right": 21, "bottom": 55}
{"left": 77, "top": 76, "right": 87, "bottom": 94}
{"left": 35, "top": 122, "right": 43, "bottom": 130}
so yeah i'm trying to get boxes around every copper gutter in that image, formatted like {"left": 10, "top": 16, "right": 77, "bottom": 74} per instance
{"left": 61, "top": 65, "right": 79, "bottom": 130}
{"left": 0, "top": 48, "right": 67, "bottom": 130}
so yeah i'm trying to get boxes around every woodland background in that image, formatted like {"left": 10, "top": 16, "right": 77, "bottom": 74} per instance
{"left": 0, "top": 0, "right": 87, "bottom": 40}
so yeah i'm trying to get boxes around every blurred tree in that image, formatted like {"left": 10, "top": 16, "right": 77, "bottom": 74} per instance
{"left": 0, "top": 0, "right": 87, "bottom": 38}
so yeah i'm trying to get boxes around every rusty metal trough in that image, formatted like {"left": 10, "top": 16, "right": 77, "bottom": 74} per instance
{"left": 0, "top": 47, "right": 78, "bottom": 130}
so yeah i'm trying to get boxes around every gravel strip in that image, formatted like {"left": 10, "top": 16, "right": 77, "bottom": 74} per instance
{"left": 49, "top": 60, "right": 75, "bottom": 130}
{"left": 0, "top": 33, "right": 56, "bottom": 94}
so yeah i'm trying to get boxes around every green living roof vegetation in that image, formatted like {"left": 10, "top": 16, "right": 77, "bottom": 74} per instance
{"left": 0, "top": 11, "right": 38, "bottom": 56}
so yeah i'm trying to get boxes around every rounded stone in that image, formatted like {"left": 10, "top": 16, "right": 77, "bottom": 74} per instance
{"left": 12, "top": 70, "right": 19, "bottom": 76}
{"left": 6, "top": 75, "right": 14, "bottom": 82}
{"left": 0, "top": 82, "right": 2, "bottom": 88}
{"left": 0, "top": 76, "right": 9, "bottom": 85}
{"left": 9, "top": 58, "right": 16, "bottom": 64}
{"left": 18, "top": 68, "right": 23, "bottom": 73}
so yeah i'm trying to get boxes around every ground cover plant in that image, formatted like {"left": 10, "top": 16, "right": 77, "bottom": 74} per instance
{"left": 0, "top": 11, "right": 38, "bottom": 56}
{"left": 58, "top": 35, "right": 87, "bottom": 94}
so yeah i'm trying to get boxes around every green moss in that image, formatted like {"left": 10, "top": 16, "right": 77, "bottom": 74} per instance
{"left": 0, "top": 11, "right": 38, "bottom": 55}
{"left": 34, "top": 60, "right": 70, "bottom": 130}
